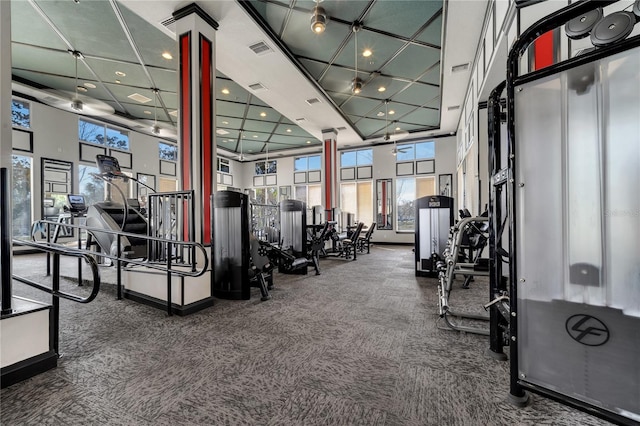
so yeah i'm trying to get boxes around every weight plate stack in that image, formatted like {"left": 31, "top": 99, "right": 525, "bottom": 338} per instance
{"left": 565, "top": 7, "right": 603, "bottom": 39}
{"left": 590, "top": 11, "right": 636, "bottom": 47}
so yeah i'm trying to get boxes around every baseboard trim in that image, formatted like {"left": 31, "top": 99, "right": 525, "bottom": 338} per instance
{"left": 123, "top": 289, "right": 214, "bottom": 316}
{"left": 1, "top": 350, "right": 58, "bottom": 389}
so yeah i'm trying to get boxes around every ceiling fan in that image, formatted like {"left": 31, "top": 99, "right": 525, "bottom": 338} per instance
{"left": 371, "top": 100, "right": 410, "bottom": 154}
{"left": 40, "top": 50, "right": 114, "bottom": 116}
{"left": 137, "top": 88, "right": 177, "bottom": 138}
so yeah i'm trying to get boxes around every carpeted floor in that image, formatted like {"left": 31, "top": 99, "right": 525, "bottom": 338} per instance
{"left": 2, "top": 246, "right": 613, "bottom": 425}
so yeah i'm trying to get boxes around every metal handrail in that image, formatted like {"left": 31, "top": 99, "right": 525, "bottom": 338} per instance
{"left": 12, "top": 239, "right": 101, "bottom": 304}
{"left": 31, "top": 219, "right": 210, "bottom": 315}
{"left": 11, "top": 238, "right": 102, "bottom": 354}
{"left": 32, "top": 219, "right": 209, "bottom": 278}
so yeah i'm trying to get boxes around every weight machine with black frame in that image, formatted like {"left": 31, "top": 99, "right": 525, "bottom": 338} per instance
{"left": 492, "top": 1, "right": 640, "bottom": 424}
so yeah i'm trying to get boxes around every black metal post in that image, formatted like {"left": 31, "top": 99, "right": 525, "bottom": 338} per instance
{"left": 167, "top": 241, "right": 172, "bottom": 316}
{"left": 52, "top": 253, "right": 60, "bottom": 355}
{"left": 77, "top": 217, "right": 83, "bottom": 286}
{"left": 487, "top": 81, "right": 508, "bottom": 361}
{"left": 116, "top": 234, "right": 122, "bottom": 300}
{"left": 1, "top": 168, "right": 13, "bottom": 315}
{"left": 46, "top": 222, "right": 51, "bottom": 276}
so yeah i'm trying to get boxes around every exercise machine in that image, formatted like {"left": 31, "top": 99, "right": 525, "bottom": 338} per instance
{"left": 495, "top": 2, "right": 640, "bottom": 423}
{"left": 414, "top": 195, "right": 454, "bottom": 277}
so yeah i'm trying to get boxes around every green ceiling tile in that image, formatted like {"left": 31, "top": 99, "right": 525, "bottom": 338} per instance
{"left": 148, "top": 68, "right": 177, "bottom": 94}
{"left": 244, "top": 119, "right": 278, "bottom": 133}
{"left": 12, "top": 45, "right": 87, "bottom": 80}
{"left": 394, "top": 122, "right": 434, "bottom": 132}
{"left": 282, "top": 9, "right": 351, "bottom": 63}
{"left": 418, "top": 65, "right": 441, "bottom": 86}
{"left": 401, "top": 108, "right": 441, "bottom": 127}
{"left": 273, "top": 123, "right": 312, "bottom": 138}
{"left": 417, "top": 14, "right": 443, "bottom": 46}
{"left": 258, "top": 2, "right": 289, "bottom": 36}
{"left": 393, "top": 83, "right": 439, "bottom": 107}
{"left": 85, "top": 57, "right": 150, "bottom": 89}
{"left": 36, "top": 0, "right": 139, "bottom": 63}
{"left": 249, "top": 96, "right": 270, "bottom": 108}
{"left": 242, "top": 140, "right": 267, "bottom": 153}
{"left": 295, "top": 0, "right": 368, "bottom": 24}
{"left": 247, "top": 106, "right": 279, "bottom": 123}
{"left": 217, "top": 100, "right": 247, "bottom": 118}
{"left": 332, "top": 30, "right": 405, "bottom": 74}
{"left": 365, "top": 101, "right": 415, "bottom": 121}
{"left": 354, "top": 117, "right": 390, "bottom": 138}
{"left": 365, "top": 1, "right": 442, "bottom": 39}
{"left": 423, "top": 96, "right": 440, "bottom": 110}
{"left": 11, "top": 2, "right": 68, "bottom": 50}
{"left": 159, "top": 92, "right": 178, "bottom": 111}
{"left": 217, "top": 79, "right": 249, "bottom": 104}
{"left": 299, "top": 58, "right": 328, "bottom": 81}
{"left": 119, "top": 3, "right": 178, "bottom": 69}
{"left": 380, "top": 44, "right": 440, "bottom": 81}
{"left": 340, "top": 96, "right": 382, "bottom": 117}
{"left": 320, "top": 65, "right": 368, "bottom": 93}
{"left": 217, "top": 116, "right": 243, "bottom": 129}
{"left": 359, "top": 76, "right": 408, "bottom": 100}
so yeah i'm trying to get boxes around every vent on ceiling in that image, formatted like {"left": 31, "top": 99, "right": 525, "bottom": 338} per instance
{"left": 295, "top": 118, "right": 306, "bottom": 123}
{"left": 447, "top": 105, "right": 461, "bottom": 111}
{"left": 305, "top": 98, "right": 321, "bottom": 106}
{"left": 337, "top": 127, "right": 347, "bottom": 131}
{"left": 161, "top": 16, "right": 175, "bottom": 27}
{"left": 128, "top": 93, "right": 152, "bottom": 104}
{"left": 451, "top": 63, "right": 470, "bottom": 73}
{"left": 248, "top": 41, "right": 273, "bottom": 56}
{"left": 248, "top": 82, "right": 267, "bottom": 91}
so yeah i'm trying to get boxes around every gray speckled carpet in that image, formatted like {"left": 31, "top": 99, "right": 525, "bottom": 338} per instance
{"left": 3, "top": 246, "right": 613, "bottom": 425}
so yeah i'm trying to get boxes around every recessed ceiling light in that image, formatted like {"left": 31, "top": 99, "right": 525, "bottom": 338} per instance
{"left": 115, "top": 71, "right": 126, "bottom": 77}
{"left": 306, "top": 140, "right": 311, "bottom": 144}
{"left": 389, "top": 110, "right": 395, "bottom": 115}
{"left": 286, "top": 128, "right": 292, "bottom": 133}
{"left": 76, "top": 86, "right": 88, "bottom": 92}
{"left": 83, "top": 82, "right": 96, "bottom": 89}
{"left": 143, "top": 110, "right": 152, "bottom": 115}
{"left": 162, "top": 52, "right": 173, "bottom": 60}
{"left": 115, "top": 80, "right": 121, "bottom": 84}
{"left": 259, "top": 112, "right": 266, "bottom": 117}
{"left": 362, "top": 49, "right": 372, "bottom": 57}
{"left": 221, "top": 88, "right": 230, "bottom": 95}
{"left": 248, "top": 149, "right": 253, "bottom": 152}
{"left": 222, "top": 120, "right": 229, "bottom": 125}
{"left": 395, "top": 126, "right": 401, "bottom": 131}
{"left": 377, "top": 86, "right": 386, "bottom": 92}
{"left": 376, "top": 111, "right": 385, "bottom": 117}
{"left": 253, "top": 135, "right": 258, "bottom": 138}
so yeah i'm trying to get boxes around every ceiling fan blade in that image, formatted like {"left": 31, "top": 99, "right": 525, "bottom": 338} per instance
{"left": 40, "top": 89, "right": 115, "bottom": 116}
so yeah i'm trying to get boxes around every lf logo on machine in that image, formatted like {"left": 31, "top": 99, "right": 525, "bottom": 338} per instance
{"left": 565, "top": 314, "right": 609, "bottom": 346}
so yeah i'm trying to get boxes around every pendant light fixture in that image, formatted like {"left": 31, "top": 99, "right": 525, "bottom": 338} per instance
{"left": 151, "top": 88, "right": 160, "bottom": 135}
{"left": 264, "top": 142, "right": 270, "bottom": 173}
{"left": 238, "top": 130, "right": 245, "bottom": 161}
{"left": 70, "top": 50, "right": 84, "bottom": 111}
{"left": 351, "top": 23, "right": 363, "bottom": 94}
{"left": 310, "top": 0, "right": 327, "bottom": 34}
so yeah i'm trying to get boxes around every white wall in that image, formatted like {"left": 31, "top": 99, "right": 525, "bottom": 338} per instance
{"left": 15, "top": 96, "right": 458, "bottom": 245}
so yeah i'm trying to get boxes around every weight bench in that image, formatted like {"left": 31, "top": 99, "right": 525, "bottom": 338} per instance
{"left": 357, "top": 223, "right": 376, "bottom": 254}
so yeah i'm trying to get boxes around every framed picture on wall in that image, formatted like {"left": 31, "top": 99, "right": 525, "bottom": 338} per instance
{"left": 439, "top": 174, "right": 453, "bottom": 197}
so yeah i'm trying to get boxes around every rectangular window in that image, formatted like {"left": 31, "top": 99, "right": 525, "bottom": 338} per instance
{"left": 217, "top": 157, "right": 230, "bottom": 173}
{"left": 341, "top": 148, "right": 372, "bottom": 167}
{"left": 396, "top": 141, "right": 435, "bottom": 161}
{"left": 396, "top": 176, "right": 436, "bottom": 232}
{"left": 294, "top": 184, "right": 321, "bottom": 207}
{"left": 159, "top": 142, "right": 178, "bottom": 162}
{"left": 12, "top": 155, "right": 32, "bottom": 240}
{"left": 79, "top": 119, "right": 130, "bottom": 150}
{"left": 341, "top": 181, "right": 373, "bottom": 226}
{"left": 294, "top": 155, "right": 321, "bottom": 171}
{"left": 78, "top": 165, "right": 105, "bottom": 207}
{"left": 11, "top": 100, "right": 30, "bottom": 128}
{"left": 255, "top": 160, "right": 277, "bottom": 175}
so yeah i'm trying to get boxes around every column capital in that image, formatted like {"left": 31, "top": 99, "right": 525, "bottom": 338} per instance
{"left": 173, "top": 3, "right": 219, "bottom": 30}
